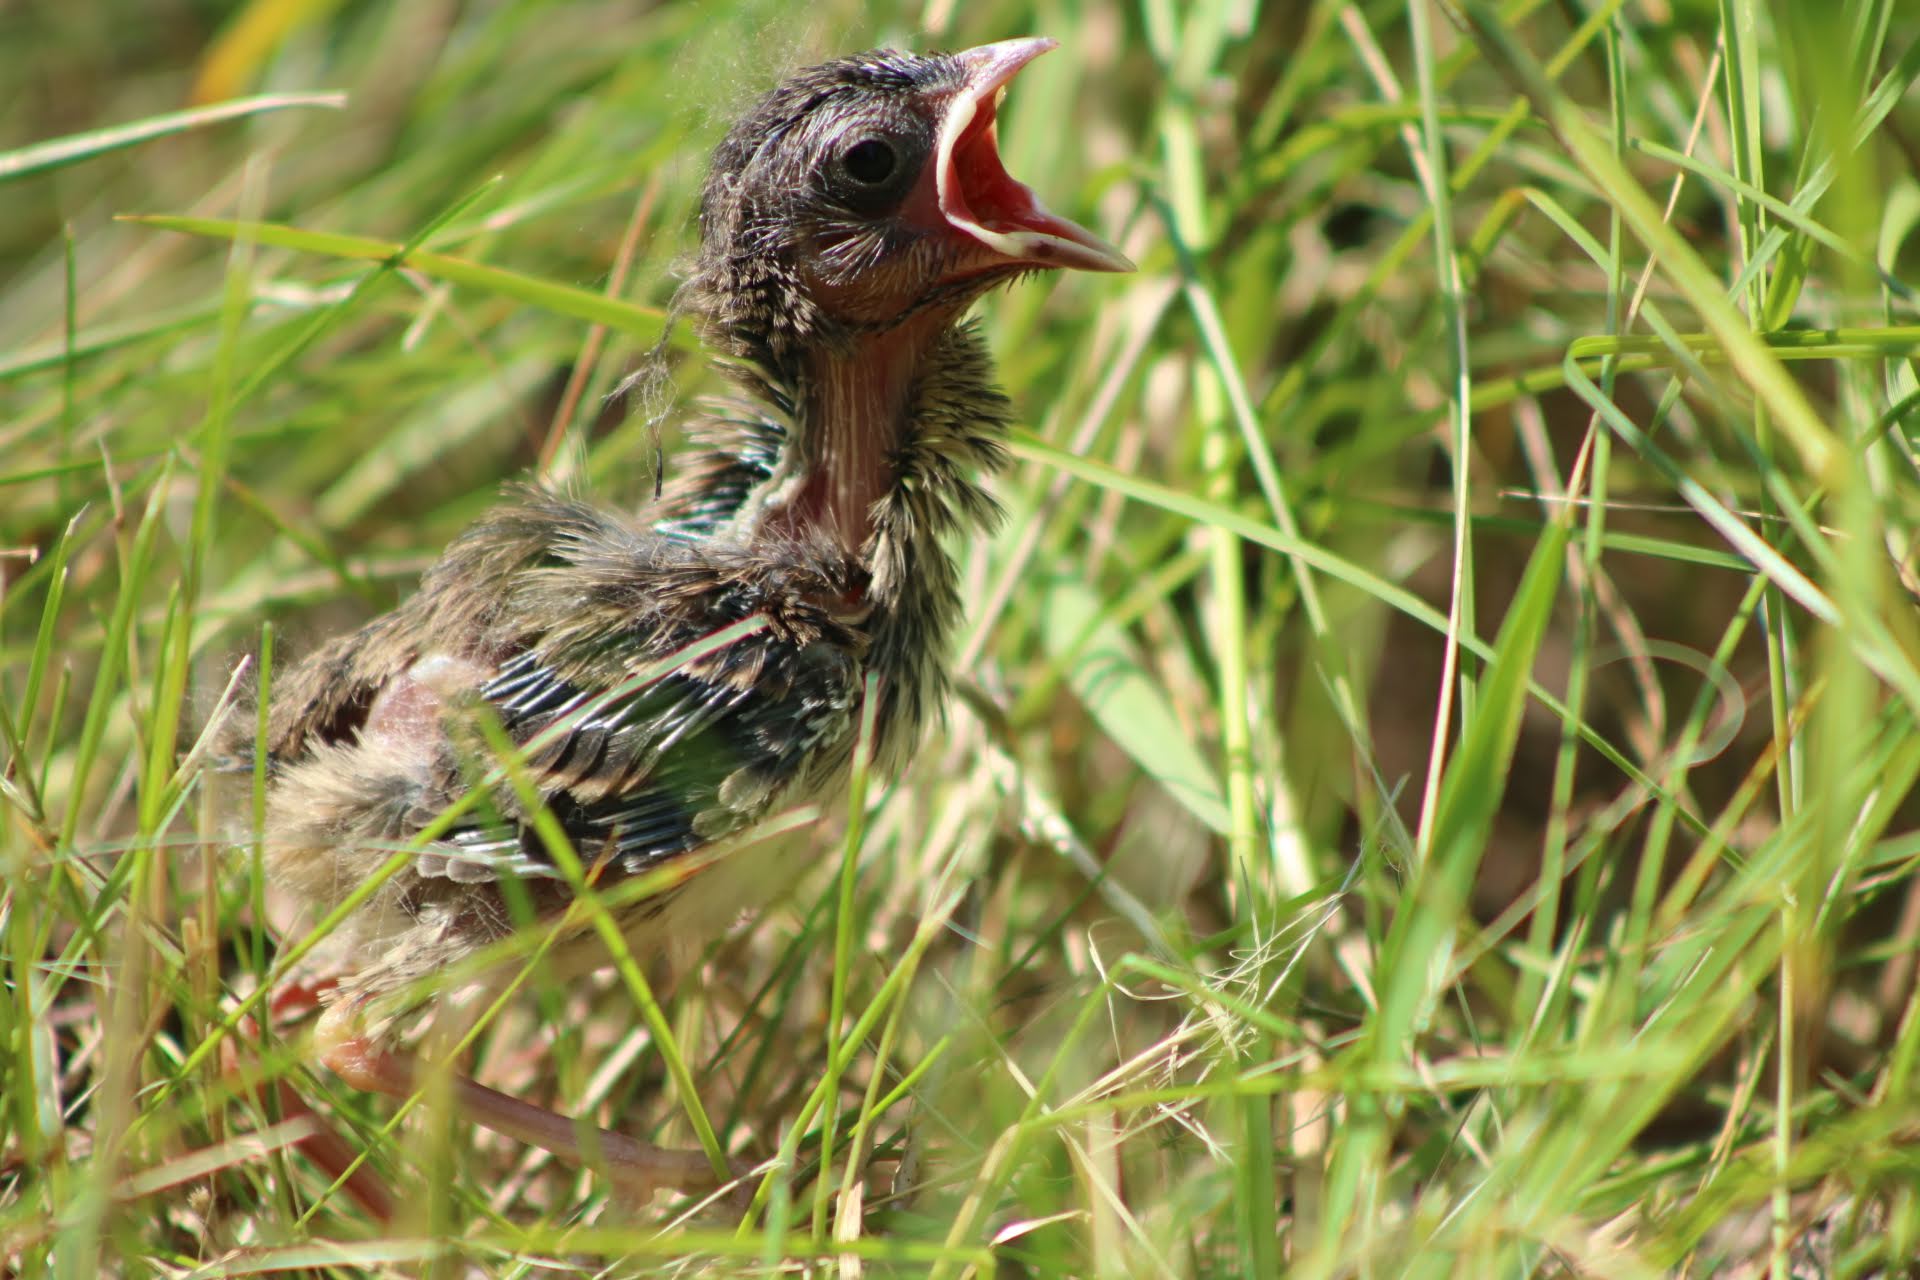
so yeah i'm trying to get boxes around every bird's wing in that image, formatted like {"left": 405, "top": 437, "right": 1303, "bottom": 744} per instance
{"left": 409, "top": 490, "right": 863, "bottom": 886}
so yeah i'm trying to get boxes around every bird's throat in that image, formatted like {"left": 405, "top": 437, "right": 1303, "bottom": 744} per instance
{"left": 758, "top": 310, "right": 954, "bottom": 558}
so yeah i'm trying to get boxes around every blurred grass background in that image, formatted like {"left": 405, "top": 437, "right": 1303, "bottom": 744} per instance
{"left": 5, "top": 0, "right": 1920, "bottom": 1275}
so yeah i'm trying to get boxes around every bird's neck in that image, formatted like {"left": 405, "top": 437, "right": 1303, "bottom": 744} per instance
{"left": 700, "top": 313, "right": 1010, "bottom": 755}
{"left": 755, "top": 309, "right": 956, "bottom": 556}
{"left": 736, "top": 314, "right": 1010, "bottom": 591}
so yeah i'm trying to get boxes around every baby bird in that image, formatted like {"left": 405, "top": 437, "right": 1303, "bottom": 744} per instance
{"left": 250, "top": 38, "right": 1130, "bottom": 1201}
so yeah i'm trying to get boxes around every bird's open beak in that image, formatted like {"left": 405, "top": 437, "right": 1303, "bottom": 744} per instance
{"left": 935, "top": 38, "right": 1135, "bottom": 274}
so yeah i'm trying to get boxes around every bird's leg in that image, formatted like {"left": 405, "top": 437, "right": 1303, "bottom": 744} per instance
{"left": 220, "top": 985, "right": 398, "bottom": 1222}
{"left": 313, "top": 1000, "right": 735, "bottom": 1202}
{"left": 264, "top": 1075, "right": 402, "bottom": 1221}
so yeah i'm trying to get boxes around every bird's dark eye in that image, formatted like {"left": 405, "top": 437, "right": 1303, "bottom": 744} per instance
{"left": 820, "top": 124, "right": 926, "bottom": 215}
{"left": 841, "top": 138, "right": 897, "bottom": 186}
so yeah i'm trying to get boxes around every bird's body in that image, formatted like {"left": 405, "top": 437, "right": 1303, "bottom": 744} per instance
{"left": 262, "top": 326, "right": 1004, "bottom": 1019}
{"left": 262, "top": 492, "right": 868, "bottom": 1007}
{"left": 244, "top": 37, "right": 1128, "bottom": 1200}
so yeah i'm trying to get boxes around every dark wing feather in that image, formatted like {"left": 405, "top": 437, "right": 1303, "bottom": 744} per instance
{"left": 412, "top": 489, "right": 866, "bottom": 886}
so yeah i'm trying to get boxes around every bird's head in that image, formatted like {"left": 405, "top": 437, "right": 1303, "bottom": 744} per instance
{"left": 688, "top": 38, "right": 1132, "bottom": 362}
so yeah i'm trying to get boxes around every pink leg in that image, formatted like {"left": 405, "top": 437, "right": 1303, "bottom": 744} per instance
{"left": 224, "top": 989, "right": 398, "bottom": 1221}
{"left": 315, "top": 1004, "right": 735, "bottom": 1201}
{"left": 269, "top": 1077, "right": 400, "bottom": 1220}
{"left": 269, "top": 977, "right": 336, "bottom": 1021}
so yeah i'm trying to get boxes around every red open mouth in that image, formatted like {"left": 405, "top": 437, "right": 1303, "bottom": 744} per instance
{"left": 936, "top": 38, "right": 1134, "bottom": 274}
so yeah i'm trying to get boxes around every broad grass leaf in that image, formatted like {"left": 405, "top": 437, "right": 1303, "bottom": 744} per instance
{"left": 1042, "top": 576, "right": 1231, "bottom": 836}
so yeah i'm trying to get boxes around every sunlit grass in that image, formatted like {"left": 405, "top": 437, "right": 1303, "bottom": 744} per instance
{"left": 5, "top": 0, "right": 1920, "bottom": 1275}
